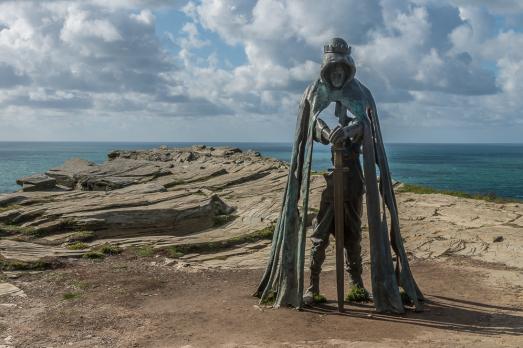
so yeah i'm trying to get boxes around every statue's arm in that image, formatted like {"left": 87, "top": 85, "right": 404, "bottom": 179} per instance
{"left": 313, "top": 118, "right": 332, "bottom": 145}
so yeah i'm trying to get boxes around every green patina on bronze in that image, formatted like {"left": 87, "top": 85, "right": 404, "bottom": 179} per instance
{"left": 255, "top": 38, "right": 423, "bottom": 314}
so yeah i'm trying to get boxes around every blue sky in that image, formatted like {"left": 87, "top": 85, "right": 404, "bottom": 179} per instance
{"left": 0, "top": 0, "right": 522, "bottom": 143}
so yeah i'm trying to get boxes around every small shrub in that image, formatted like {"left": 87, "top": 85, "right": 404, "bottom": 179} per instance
{"left": 346, "top": 286, "right": 370, "bottom": 302}
{"left": 260, "top": 290, "right": 277, "bottom": 305}
{"left": 66, "top": 242, "right": 89, "bottom": 250}
{"left": 82, "top": 251, "right": 105, "bottom": 260}
{"left": 167, "top": 246, "right": 185, "bottom": 258}
{"left": 0, "top": 257, "right": 58, "bottom": 271}
{"left": 63, "top": 292, "right": 81, "bottom": 300}
{"left": 213, "top": 214, "right": 237, "bottom": 227}
{"left": 313, "top": 293, "right": 327, "bottom": 303}
{"left": 98, "top": 244, "right": 122, "bottom": 255}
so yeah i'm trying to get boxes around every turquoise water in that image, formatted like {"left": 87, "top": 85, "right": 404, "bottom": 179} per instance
{"left": 1, "top": 142, "right": 522, "bottom": 199}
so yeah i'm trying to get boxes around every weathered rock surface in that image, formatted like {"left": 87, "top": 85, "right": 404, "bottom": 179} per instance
{"left": 1, "top": 145, "right": 523, "bottom": 273}
{"left": 16, "top": 174, "right": 57, "bottom": 192}
{"left": 0, "top": 145, "right": 297, "bottom": 262}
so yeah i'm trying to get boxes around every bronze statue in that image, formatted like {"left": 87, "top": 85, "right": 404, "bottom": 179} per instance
{"left": 255, "top": 38, "right": 423, "bottom": 313}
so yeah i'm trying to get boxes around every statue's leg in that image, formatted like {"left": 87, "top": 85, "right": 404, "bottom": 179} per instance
{"left": 343, "top": 161, "right": 365, "bottom": 289}
{"left": 304, "top": 182, "right": 333, "bottom": 302}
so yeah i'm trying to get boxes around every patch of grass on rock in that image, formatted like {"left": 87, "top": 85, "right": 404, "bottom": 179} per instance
{"left": 63, "top": 291, "right": 81, "bottom": 300}
{"left": 213, "top": 214, "right": 237, "bottom": 227}
{"left": 0, "top": 204, "right": 22, "bottom": 213}
{"left": 167, "top": 246, "right": 185, "bottom": 258}
{"left": 82, "top": 251, "right": 105, "bottom": 260}
{"left": 66, "top": 231, "right": 96, "bottom": 243}
{"left": 313, "top": 293, "right": 327, "bottom": 303}
{"left": 66, "top": 242, "right": 89, "bottom": 250}
{"left": 162, "top": 224, "right": 275, "bottom": 258}
{"left": 97, "top": 243, "right": 122, "bottom": 255}
{"left": 0, "top": 257, "right": 60, "bottom": 271}
{"left": 398, "top": 183, "right": 521, "bottom": 203}
{"left": 134, "top": 245, "right": 155, "bottom": 257}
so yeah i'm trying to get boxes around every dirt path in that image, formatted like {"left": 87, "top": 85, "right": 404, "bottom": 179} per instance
{"left": 1, "top": 253, "right": 522, "bottom": 347}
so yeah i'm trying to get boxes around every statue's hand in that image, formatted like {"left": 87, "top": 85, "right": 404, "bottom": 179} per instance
{"left": 328, "top": 125, "right": 345, "bottom": 145}
{"left": 328, "top": 122, "right": 363, "bottom": 145}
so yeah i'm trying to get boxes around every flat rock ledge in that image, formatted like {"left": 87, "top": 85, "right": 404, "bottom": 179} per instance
{"left": 1, "top": 144, "right": 523, "bottom": 273}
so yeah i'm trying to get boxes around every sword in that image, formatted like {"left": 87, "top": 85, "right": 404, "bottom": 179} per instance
{"left": 333, "top": 101, "right": 348, "bottom": 312}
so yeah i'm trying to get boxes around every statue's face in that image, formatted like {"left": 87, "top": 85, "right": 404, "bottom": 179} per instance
{"left": 329, "top": 64, "right": 346, "bottom": 88}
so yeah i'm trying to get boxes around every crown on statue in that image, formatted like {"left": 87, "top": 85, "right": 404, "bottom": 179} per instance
{"left": 323, "top": 37, "right": 351, "bottom": 55}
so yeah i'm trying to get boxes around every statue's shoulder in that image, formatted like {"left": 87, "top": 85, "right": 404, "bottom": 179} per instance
{"left": 351, "top": 78, "right": 374, "bottom": 101}
{"left": 303, "top": 79, "right": 322, "bottom": 98}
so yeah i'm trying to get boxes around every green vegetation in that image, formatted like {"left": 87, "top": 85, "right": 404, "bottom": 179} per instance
{"left": 63, "top": 291, "right": 81, "bottom": 300}
{"left": 66, "top": 231, "right": 96, "bottom": 243}
{"left": 398, "top": 183, "right": 521, "bottom": 203}
{"left": 82, "top": 251, "right": 105, "bottom": 260}
{"left": 71, "top": 280, "right": 89, "bottom": 290}
{"left": 260, "top": 290, "right": 277, "bottom": 305}
{"left": 134, "top": 245, "right": 155, "bottom": 257}
{"left": 163, "top": 224, "right": 275, "bottom": 258}
{"left": 167, "top": 246, "right": 185, "bottom": 258}
{"left": 213, "top": 214, "right": 237, "bottom": 227}
{"left": 0, "top": 223, "right": 44, "bottom": 238}
{"left": 0, "top": 204, "right": 22, "bottom": 213}
{"left": 97, "top": 243, "right": 122, "bottom": 255}
{"left": 312, "top": 293, "right": 327, "bottom": 303}
{"left": 346, "top": 286, "right": 371, "bottom": 302}
{"left": 0, "top": 257, "right": 58, "bottom": 271}
{"left": 66, "top": 242, "right": 89, "bottom": 250}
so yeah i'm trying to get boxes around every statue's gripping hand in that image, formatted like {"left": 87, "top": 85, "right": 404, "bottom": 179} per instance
{"left": 328, "top": 122, "right": 363, "bottom": 145}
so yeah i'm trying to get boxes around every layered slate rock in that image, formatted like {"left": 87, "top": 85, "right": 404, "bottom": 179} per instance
{"left": 0, "top": 145, "right": 319, "bottom": 262}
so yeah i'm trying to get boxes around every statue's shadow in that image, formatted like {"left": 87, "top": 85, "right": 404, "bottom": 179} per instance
{"left": 303, "top": 294, "right": 523, "bottom": 336}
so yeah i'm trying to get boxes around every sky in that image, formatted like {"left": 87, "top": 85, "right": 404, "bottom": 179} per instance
{"left": 0, "top": 0, "right": 522, "bottom": 143}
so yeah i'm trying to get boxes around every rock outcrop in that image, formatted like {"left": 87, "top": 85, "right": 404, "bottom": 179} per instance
{"left": 0, "top": 145, "right": 316, "bottom": 263}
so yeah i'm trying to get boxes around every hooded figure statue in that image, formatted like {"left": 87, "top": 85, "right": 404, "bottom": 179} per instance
{"left": 254, "top": 38, "right": 424, "bottom": 313}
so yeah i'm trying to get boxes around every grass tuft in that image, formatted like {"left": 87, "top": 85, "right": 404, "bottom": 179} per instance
{"left": 162, "top": 224, "right": 275, "bottom": 258}
{"left": 0, "top": 257, "right": 60, "bottom": 271}
{"left": 97, "top": 244, "right": 122, "bottom": 255}
{"left": 213, "top": 214, "right": 237, "bottom": 227}
{"left": 260, "top": 290, "right": 277, "bottom": 305}
{"left": 66, "top": 231, "right": 96, "bottom": 243}
{"left": 313, "top": 293, "right": 327, "bottom": 303}
{"left": 134, "top": 245, "right": 155, "bottom": 257}
{"left": 0, "top": 204, "right": 22, "bottom": 213}
{"left": 66, "top": 242, "right": 89, "bottom": 250}
{"left": 82, "top": 251, "right": 105, "bottom": 260}
{"left": 346, "top": 286, "right": 371, "bottom": 302}
{"left": 63, "top": 291, "right": 81, "bottom": 300}
{"left": 398, "top": 183, "right": 521, "bottom": 203}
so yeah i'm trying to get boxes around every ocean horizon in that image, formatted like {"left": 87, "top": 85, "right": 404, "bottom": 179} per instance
{"left": 1, "top": 141, "right": 522, "bottom": 200}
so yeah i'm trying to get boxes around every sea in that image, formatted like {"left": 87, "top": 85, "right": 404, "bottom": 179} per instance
{"left": 1, "top": 142, "right": 522, "bottom": 200}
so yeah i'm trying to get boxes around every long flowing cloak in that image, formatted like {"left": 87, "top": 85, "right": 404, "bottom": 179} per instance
{"left": 255, "top": 77, "right": 424, "bottom": 313}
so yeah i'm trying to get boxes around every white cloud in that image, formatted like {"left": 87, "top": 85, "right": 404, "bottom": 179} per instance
{"left": 0, "top": 0, "right": 522, "bottom": 142}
